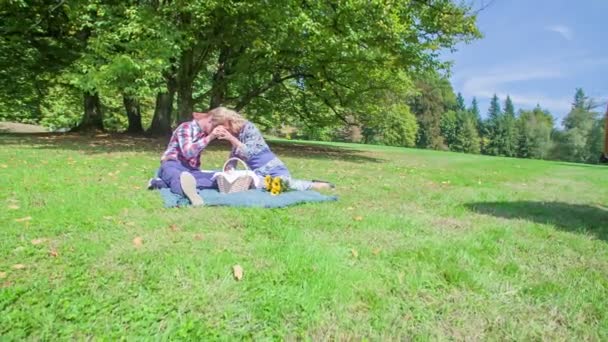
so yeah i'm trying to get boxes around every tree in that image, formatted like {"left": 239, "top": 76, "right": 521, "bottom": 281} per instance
{"left": 551, "top": 89, "right": 598, "bottom": 162}
{"left": 502, "top": 95, "right": 518, "bottom": 156}
{"left": 517, "top": 106, "right": 553, "bottom": 159}
{"left": 483, "top": 94, "right": 502, "bottom": 155}
{"left": 584, "top": 116, "right": 606, "bottom": 164}
{"left": 150, "top": 0, "right": 481, "bottom": 125}
{"left": 409, "top": 75, "right": 457, "bottom": 149}
{"left": 573, "top": 88, "right": 589, "bottom": 110}
{"left": 469, "top": 97, "right": 482, "bottom": 132}
{"left": 1, "top": 0, "right": 481, "bottom": 137}
{"left": 453, "top": 110, "right": 481, "bottom": 153}
{"left": 441, "top": 110, "right": 458, "bottom": 148}
{"left": 456, "top": 93, "right": 466, "bottom": 111}
{"left": 483, "top": 94, "right": 518, "bottom": 157}
{"left": 0, "top": 1, "right": 82, "bottom": 125}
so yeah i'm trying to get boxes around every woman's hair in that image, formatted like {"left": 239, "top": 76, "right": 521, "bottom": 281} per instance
{"left": 207, "top": 107, "right": 247, "bottom": 133}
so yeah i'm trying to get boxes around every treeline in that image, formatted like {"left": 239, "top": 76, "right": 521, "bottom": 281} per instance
{"left": 1, "top": 2, "right": 604, "bottom": 164}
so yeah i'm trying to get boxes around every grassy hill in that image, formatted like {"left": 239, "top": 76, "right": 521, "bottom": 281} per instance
{"left": 1, "top": 133, "right": 607, "bottom": 339}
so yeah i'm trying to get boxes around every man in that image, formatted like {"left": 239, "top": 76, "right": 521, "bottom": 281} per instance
{"left": 149, "top": 111, "right": 229, "bottom": 205}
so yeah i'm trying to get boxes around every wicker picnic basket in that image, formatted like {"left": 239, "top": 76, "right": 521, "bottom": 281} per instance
{"left": 216, "top": 157, "right": 254, "bottom": 194}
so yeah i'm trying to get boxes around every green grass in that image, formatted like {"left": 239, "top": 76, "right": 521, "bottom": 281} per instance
{"left": 1, "top": 133, "right": 607, "bottom": 340}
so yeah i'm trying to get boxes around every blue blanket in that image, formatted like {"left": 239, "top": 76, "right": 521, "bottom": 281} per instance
{"left": 159, "top": 188, "right": 338, "bottom": 208}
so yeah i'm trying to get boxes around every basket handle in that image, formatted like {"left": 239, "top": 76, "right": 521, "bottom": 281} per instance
{"left": 223, "top": 157, "right": 250, "bottom": 172}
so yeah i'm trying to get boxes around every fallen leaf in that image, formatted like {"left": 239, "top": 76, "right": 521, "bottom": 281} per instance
{"left": 8, "top": 204, "right": 19, "bottom": 210}
{"left": 12, "top": 264, "right": 26, "bottom": 270}
{"left": 133, "top": 236, "right": 143, "bottom": 248}
{"left": 351, "top": 248, "right": 359, "bottom": 258}
{"left": 124, "top": 222, "right": 135, "bottom": 227}
{"left": 354, "top": 216, "right": 363, "bottom": 221}
{"left": 347, "top": 207, "right": 354, "bottom": 211}
{"left": 103, "top": 216, "right": 113, "bottom": 220}
{"left": 169, "top": 224, "right": 180, "bottom": 232}
{"left": 31, "top": 238, "right": 46, "bottom": 245}
{"left": 232, "top": 264, "right": 244, "bottom": 281}
{"left": 0, "top": 272, "right": 6, "bottom": 279}
{"left": 194, "top": 233, "right": 204, "bottom": 241}
{"left": 15, "top": 216, "right": 32, "bottom": 222}
{"left": 0, "top": 164, "right": 7, "bottom": 168}
{"left": 49, "top": 249, "right": 59, "bottom": 257}
{"left": 1, "top": 281, "right": 11, "bottom": 288}
{"left": 372, "top": 248, "right": 382, "bottom": 256}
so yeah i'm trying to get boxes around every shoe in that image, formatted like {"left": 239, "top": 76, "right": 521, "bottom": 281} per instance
{"left": 180, "top": 172, "right": 205, "bottom": 206}
{"left": 147, "top": 177, "right": 164, "bottom": 190}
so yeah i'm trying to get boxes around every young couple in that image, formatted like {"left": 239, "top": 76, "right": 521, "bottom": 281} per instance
{"left": 149, "top": 107, "right": 334, "bottom": 206}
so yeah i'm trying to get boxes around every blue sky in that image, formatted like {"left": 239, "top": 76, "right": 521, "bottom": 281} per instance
{"left": 445, "top": 0, "right": 608, "bottom": 124}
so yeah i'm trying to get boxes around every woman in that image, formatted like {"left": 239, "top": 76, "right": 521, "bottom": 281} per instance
{"left": 208, "top": 107, "right": 334, "bottom": 191}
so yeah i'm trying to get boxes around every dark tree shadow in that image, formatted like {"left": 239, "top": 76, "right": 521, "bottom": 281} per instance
{"left": 0, "top": 133, "right": 382, "bottom": 163}
{"left": 465, "top": 201, "right": 608, "bottom": 241}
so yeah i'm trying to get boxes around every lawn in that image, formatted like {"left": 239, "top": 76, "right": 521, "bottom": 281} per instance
{"left": 1, "top": 133, "right": 607, "bottom": 340}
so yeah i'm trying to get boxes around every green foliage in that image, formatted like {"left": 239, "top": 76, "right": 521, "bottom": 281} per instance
{"left": 456, "top": 93, "right": 466, "bottom": 111}
{"left": 551, "top": 89, "right": 600, "bottom": 163}
{"left": 39, "top": 85, "right": 82, "bottom": 131}
{"left": 1, "top": 0, "right": 482, "bottom": 136}
{"left": 441, "top": 110, "right": 458, "bottom": 147}
{"left": 517, "top": 106, "right": 554, "bottom": 159}
{"left": 572, "top": 88, "right": 589, "bottom": 110}
{"left": 442, "top": 109, "right": 480, "bottom": 153}
{"left": 483, "top": 94, "right": 517, "bottom": 157}
{"left": 365, "top": 103, "right": 419, "bottom": 147}
{"left": 453, "top": 110, "right": 481, "bottom": 153}
{"left": 469, "top": 97, "right": 482, "bottom": 132}
{"left": 409, "top": 75, "right": 457, "bottom": 149}
{"left": 585, "top": 118, "right": 606, "bottom": 163}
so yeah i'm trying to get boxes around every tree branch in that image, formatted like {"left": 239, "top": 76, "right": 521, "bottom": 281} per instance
{"left": 234, "top": 72, "right": 313, "bottom": 111}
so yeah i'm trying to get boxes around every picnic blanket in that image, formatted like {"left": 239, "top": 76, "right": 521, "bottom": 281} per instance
{"left": 158, "top": 188, "right": 338, "bottom": 208}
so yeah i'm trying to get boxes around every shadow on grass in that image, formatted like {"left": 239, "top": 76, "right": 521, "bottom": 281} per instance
{"left": 554, "top": 162, "right": 606, "bottom": 168}
{"left": 0, "top": 132, "right": 382, "bottom": 163}
{"left": 466, "top": 201, "right": 608, "bottom": 241}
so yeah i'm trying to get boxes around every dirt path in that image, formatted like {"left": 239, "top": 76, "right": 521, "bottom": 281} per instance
{"left": 0, "top": 122, "right": 48, "bottom": 133}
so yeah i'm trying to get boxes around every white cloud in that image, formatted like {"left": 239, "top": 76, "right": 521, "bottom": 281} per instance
{"left": 461, "top": 69, "right": 563, "bottom": 97}
{"left": 545, "top": 25, "right": 574, "bottom": 41}
{"left": 459, "top": 66, "right": 571, "bottom": 117}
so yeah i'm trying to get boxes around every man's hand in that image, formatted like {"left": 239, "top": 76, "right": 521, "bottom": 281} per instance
{"left": 212, "top": 126, "right": 241, "bottom": 147}
{"left": 210, "top": 126, "right": 229, "bottom": 140}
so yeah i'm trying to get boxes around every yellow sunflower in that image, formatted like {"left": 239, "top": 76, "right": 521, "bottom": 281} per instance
{"left": 272, "top": 177, "right": 281, "bottom": 189}
{"left": 264, "top": 175, "right": 272, "bottom": 191}
{"left": 271, "top": 178, "right": 282, "bottom": 194}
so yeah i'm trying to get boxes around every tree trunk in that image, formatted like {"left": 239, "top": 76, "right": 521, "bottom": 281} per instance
{"left": 149, "top": 74, "right": 177, "bottom": 136}
{"left": 123, "top": 94, "right": 143, "bottom": 134}
{"left": 74, "top": 92, "right": 104, "bottom": 131}
{"left": 177, "top": 48, "right": 195, "bottom": 123}
{"left": 209, "top": 47, "right": 230, "bottom": 109}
